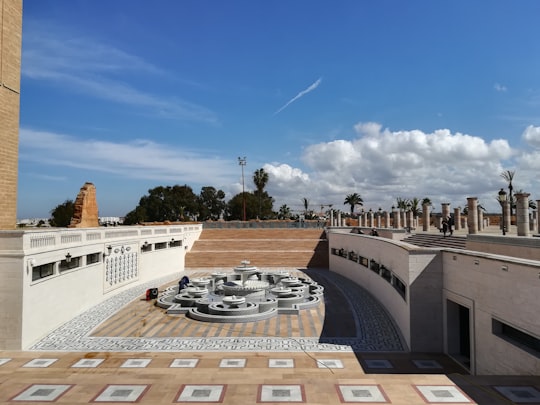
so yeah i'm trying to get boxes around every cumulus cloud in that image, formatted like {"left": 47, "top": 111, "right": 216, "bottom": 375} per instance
{"left": 265, "top": 122, "right": 519, "bottom": 213}
{"left": 522, "top": 125, "right": 540, "bottom": 148}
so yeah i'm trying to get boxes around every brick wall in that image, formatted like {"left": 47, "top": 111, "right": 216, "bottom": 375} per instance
{"left": 0, "top": 0, "right": 22, "bottom": 230}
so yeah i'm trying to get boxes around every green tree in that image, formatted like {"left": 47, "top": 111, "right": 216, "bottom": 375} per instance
{"left": 278, "top": 204, "right": 292, "bottom": 220}
{"left": 123, "top": 185, "right": 198, "bottom": 223}
{"left": 344, "top": 193, "right": 363, "bottom": 216}
{"left": 408, "top": 197, "right": 421, "bottom": 220}
{"left": 253, "top": 168, "right": 269, "bottom": 218}
{"left": 49, "top": 199, "right": 74, "bottom": 227}
{"left": 302, "top": 197, "right": 310, "bottom": 216}
{"left": 500, "top": 170, "right": 516, "bottom": 216}
{"left": 198, "top": 186, "right": 226, "bottom": 221}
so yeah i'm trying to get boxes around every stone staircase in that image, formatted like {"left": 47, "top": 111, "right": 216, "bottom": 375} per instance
{"left": 185, "top": 228, "right": 329, "bottom": 268}
{"left": 402, "top": 233, "right": 467, "bottom": 249}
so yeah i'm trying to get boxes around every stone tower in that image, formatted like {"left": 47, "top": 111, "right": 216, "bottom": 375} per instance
{"left": 69, "top": 182, "right": 99, "bottom": 228}
{"left": 0, "top": 0, "right": 22, "bottom": 230}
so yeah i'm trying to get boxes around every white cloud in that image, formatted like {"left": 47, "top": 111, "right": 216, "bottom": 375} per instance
{"left": 522, "top": 125, "right": 540, "bottom": 148}
{"left": 494, "top": 83, "right": 507, "bottom": 92}
{"left": 22, "top": 24, "right": 218, "bottom": 124}
{"left": 274, "top": 77, "right": 322, "bottom": 115}
{"left": 265, "top": 122, "right": 520, "bottom": 213}
{"left": 19, "top": 128, "right": 237, "bottom": 185}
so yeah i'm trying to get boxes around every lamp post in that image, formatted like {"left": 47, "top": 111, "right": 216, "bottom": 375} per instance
{"left": 498, "top": 188, "right": 507, "bottom": 235}
{"left": 238, "top": 157, "right": 247, "bottom": 221}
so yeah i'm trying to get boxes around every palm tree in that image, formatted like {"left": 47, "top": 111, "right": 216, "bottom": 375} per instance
{"left": 344, "top": 193, "right": 363, "bottom": 216}
{"left": 395, "top": 197, "right": 409, "bottom": 210}
{"left": 302, "top": 197, "right": 310, "bottom": 217}
{"left": 409, "top": 197, "right": 421, "bottom": 220}
{"left": 253, "top": 168, "right": 269, "bottom": 218}
{"left": 500, "top": 170, "right": 516, "bottom": 217}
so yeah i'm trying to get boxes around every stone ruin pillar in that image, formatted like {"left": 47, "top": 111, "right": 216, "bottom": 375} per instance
{"left": 401, "top": 210, "right": 406, "bottom": 229}
{"left": 337, "top": 211, "right": 342, "bottom": 226}
{"left": 467, "top": 197, "right": 478, "bottom": 234}
{"left": 422, "top": 203, "right": 430, "bottom": 231}
{"left": 330, "top": 210, "right": 334, "bottom": 226}
{"left": 392, "top": 207, "right": 400, "bottom": 228}
{"left": 454, "top": 207, "right": 461, "bottom": 231}
{"left": 69, "top": 182, "right": 99, "bottom": 228}
{"left": 503, "top": 200, "right": 511, "bottom": 234}
{"left": 384, "top": 211, "right": 390, "bottom": 228}
{"left": 407, "top": 210, "right": 413, "bottom": 230}
{"left": 376, "top": 213, "right": 381, "bottom": 228}
{"left": 477, "top": 206, "right": 484, "bottom": 231}
{"left": 441, "top": 203, "right": 450, "bottom": 221}
{"left": 515, "top": 193, "right": 530, "bottom": 236}
{"left": 368, "top": 210, "right": 374, "bottom": 228}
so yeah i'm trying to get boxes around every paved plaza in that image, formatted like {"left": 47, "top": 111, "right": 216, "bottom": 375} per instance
{"left": 1, "top": 268, "right": 539, "bottom": 404}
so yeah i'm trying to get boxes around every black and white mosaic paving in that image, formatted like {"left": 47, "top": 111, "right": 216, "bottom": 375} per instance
{"left": 30, "top": 268, "right": 405, "bottom": 353}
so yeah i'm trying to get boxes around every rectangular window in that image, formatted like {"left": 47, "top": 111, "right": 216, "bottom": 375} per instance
{"left": 359, "top": 257, "right": 368, "bottom": 267}
{"left": 155, "top": 242, "right": 167, "bottom": 250}
{"left": 492, "top": 319, "right": 540, "bottom": 358}
{"left": 59, "top": 256, "right": 81, "bottom": 272}
{"left": 369, "top": 259, "right": 380, "bottom": 273}
{"left": 86, "top": 252, "right": 101, "bottom": 265}
{"left": 32, "top": 263, "right": 55, "bottom": 281}
{"left": 392, "top": 276, "right": 407, "bottom": 300}
{"left": 169, "top": 240, "right": 182, "bottom": 248}
{"left": 380, "top": 265, "right": 392, "bottom": 283}
{"left": 141, "top": 243, "right": 152, "bottom": 253}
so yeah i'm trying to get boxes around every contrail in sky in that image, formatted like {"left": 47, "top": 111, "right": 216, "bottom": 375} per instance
{"left": 274, "top": 77, "right": 322, "bottom": 115}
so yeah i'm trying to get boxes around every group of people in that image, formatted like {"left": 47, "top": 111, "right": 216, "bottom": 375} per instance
{"left": 441, "top": 216, "right": 454, "bottom": 237}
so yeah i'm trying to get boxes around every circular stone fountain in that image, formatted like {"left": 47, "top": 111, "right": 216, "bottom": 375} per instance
{"left": 155, "top": 261, "right": 324, "bottom": 323}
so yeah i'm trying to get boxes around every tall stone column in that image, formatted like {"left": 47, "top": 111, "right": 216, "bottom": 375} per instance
{"left": 454, "top": 207, "right": 461, "bottom": 231}
{"left": 441, "top": 203, "right": 450, "bottom": 220}
{"left": 477, "top": 207, "right": 484, "bottom": 231}
{"left": 467, "top": 197, "right": 478, "bottom": 234}
{"left": 422, "top": 203, "right": 430, "bottom": 231}
{"left": 0, "top": 2, "right": 22, "bottom": 230}
{"left": 337, "top": 211, "right": 342, "bottom": 227}
{"left": 536, "top": 200, "right": 540, "bottom": 233}
{"left": 376, "top": 213, "right": 381, "bottom": 228}
{"left": 401, "top": 210, "right": 406, "bottom": 228}
{"left": 384, "top": 211, "right": 390, "bottom": 228}
{"left": 368, "top": 210, "right": 374, "bottom": 228}
{"left": 407, "top": 210, "right": 413, "bottom": 230}
{"left": 392, "top": 207, "right": 400, "bottom": 228}
{"left": 330, "top": 210, "right": 334, "bottom": 226}
{"left": 515, "top": 193, "right": 530, "bottom": 236}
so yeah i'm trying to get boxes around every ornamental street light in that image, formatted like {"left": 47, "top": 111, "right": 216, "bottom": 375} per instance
{"left": 498, "top": 188, "right": 507, "bottom": 235}
{"left": 238, "top": 157, "right": 247, "bottom": 221}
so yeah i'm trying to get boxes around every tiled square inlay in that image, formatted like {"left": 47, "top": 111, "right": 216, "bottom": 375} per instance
{"left": 316, "top": 359, "right": 344, "bottom": 369}
{"left": 10, "top": 384, "right": 73, "bottom": 402}
{"left": 170, "top": 358, "right": 199, "bottom": 368}
{"left": 120, "top": 358, "right": 152, "bottom": 368}
{"left": 176, "top": 384, "right": 226, "bottom": 402}
{"left": 413, "top": 360, "right": 443, "bottom": 369}
{"left": 364, "top": 359, "right": 393, "bottom": 369}
{"left": 269, "top": 359, "right": 295, "bottom": 368}
{"left": 219, "top": 358, "right": 246, "bottom": 368}
{"left": 23, "top": 358, "right": 58, "bottom": 368}
{"left": 259, "top": 385, "right": 305, "bottom": 402}
{"left": 71, "top": 358, "right": 104, "bottom": 368}
{"left": 493, "top": 386, "right": 540, "bottom": 403}
{"left": 415, "top": 385, "right": 472, "bottom": 403}
{"left": 0, "top": 358, "right": 11, "bottom": 366}
{"left": 337, "top": 384, "right": 389, "bottom": 403}
{"left": 92, "top": 384, "right": 149, "bottom": 402}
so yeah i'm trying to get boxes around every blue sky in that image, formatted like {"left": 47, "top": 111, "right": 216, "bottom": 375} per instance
{"left": 18, "top": 1, "right": 540, "bottom": 218}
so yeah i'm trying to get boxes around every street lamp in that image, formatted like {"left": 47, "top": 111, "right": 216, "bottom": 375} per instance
{"left": 498, "top": 188, "right": 507, "bottom": 235}
{"left": 238, "top": 157, "right": 247, "bottom": 221}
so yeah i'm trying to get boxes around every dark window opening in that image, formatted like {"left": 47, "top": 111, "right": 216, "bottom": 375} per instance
{"left": 32, "top": 263, "right": 55, "bottom": 281}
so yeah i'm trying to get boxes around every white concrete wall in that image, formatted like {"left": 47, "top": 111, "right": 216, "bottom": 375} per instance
{"left": 0, "top": 224, "right": 202, "bottom": 349}
{"left": 328, "top": 229, "right": 540, "bottom": 375}
{"left": 442, "top": 250, "right": 540, "bottom": 375}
